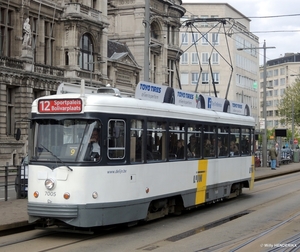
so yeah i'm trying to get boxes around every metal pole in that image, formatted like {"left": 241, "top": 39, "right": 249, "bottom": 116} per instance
{"left": 262, "top": 40, "right": 267, "bottom": 167}
{"left": 292, "top": 101, "right": 295, "bottom": 149}
{"left": 144, "top": 0, "right": 150, "bottom": 82}
{"left": 90, "top": 44, "right": 93, "bottom": 85}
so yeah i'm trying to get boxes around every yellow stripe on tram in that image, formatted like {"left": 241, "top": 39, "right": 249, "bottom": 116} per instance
{"left": 195, "top": 159, "right": 208, "bottom": 205}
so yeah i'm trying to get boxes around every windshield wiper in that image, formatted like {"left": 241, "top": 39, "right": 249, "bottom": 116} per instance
{"left": 40, "top": 144, "right": 73, "bottom": 172}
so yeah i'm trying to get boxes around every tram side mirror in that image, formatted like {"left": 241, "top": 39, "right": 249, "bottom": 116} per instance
{"left": 15, "top": 128, "right": 21, "bottom": 141}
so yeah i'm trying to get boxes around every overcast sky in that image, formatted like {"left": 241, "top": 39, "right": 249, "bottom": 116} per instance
{"left": 182, "top": 0, "right": 300, "bottom": 64}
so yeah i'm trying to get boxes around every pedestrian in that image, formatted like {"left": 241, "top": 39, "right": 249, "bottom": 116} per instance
{"left": 269, "top": 144, "right": 278, "bottom": 170}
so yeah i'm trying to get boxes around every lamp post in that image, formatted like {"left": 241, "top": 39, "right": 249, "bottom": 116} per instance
{"left": 292, "top": 102, "right": 295, "bottom": 149}
{"left": 143, "top": 0, "right": 150, "bottom": 82}
{"left": 238, "top": 40, "right": 275, "bottom": 167}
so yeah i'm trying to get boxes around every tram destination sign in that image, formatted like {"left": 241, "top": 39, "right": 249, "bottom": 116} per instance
{"left": 38, "top": 99, "right": 82, "bottom": 113}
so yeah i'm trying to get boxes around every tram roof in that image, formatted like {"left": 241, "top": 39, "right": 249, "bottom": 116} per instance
{"left": 32, "top": 92, "right": 255, "bottom": 127}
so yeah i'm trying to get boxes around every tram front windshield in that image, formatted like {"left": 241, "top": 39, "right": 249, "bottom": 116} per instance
{"left": 32, "top": 119, "right": 101, "bottom": 162}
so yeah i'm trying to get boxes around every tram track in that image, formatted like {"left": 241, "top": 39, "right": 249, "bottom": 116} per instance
{"left": 225, "top": 211, "right": 300, "bottom": 252}
{"left": 251, "top": 173, "right": 300, "bottom": 195}
{"left": 0, "top": 227, "right": 112, "bottom": 251}
{"left": 1, "top": 172, "right": 300, "bottom": 252}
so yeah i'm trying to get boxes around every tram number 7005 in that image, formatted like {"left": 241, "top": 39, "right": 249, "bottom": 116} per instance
{"left": 45, "top": 191, "right": 56, "bottom": 197}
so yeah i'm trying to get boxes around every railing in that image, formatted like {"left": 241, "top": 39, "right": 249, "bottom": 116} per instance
{"left": 255, "top": 150, "right": 293, "bottom": 167}
{"left": 64, "top": 3, "right": 106, "bottom": 22}
{"left": 0, "top": 165, "right": 27, "bottom": 201}
{"left": 0, "top": 57, "right": 65, "bottom": 77}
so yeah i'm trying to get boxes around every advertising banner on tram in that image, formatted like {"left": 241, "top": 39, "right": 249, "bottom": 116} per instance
{"left": 131, "top": 81, "right": 250, "bottom": 116}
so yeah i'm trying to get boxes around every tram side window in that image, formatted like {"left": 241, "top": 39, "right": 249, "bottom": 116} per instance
{"left": 107, "top": 119, "right": 125, "bottom": 160}
{"left": 187, "top": 124, "right": 201, "bottom": 159}
{"left": 130, "top": 119, "right": 144, "bottom": 163}
{"left": 203, "top": 125, "right": 216, "bottom": 158}
{"left": 217, "top": 126, "right": 229, "bottom": 157}
{"left": 241, "top": 128, "right": 250, "bottom": 155}
{"left": 229, "top": 127, "right": 240, "bottom": 156}
{"left": 146, "top": 120, "right": 166, "bottom": 162}
{"left": 169, "top": 122, "right": 185, "bottom": 160}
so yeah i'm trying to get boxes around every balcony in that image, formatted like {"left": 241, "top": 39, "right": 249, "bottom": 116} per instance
{"left": 0, "top": 57, "right": 64, "bottom": 77}
{"left": 64, "top": 3, "right": 108, "bottom": 26}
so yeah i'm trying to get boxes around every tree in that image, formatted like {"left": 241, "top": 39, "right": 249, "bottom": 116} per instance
{"left": 277, "top": 77, "right": 300, "bottom": 127}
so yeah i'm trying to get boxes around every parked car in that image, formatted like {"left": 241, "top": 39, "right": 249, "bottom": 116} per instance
{"left": 15, "top": 156, "right": 28, "bottom": 197}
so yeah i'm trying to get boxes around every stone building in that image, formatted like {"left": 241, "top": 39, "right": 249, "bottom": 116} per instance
{"left": 107, "top": 0, "right": 185, "bottom": 86}
{"left": 259, "top": 53, "right": 300, "bottom": 130}
{"left": 0, "top": 0, "right": 141, "bottom": 165}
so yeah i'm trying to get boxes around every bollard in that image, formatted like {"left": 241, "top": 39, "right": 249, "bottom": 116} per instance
{"left": 5, "top": 163, "right": 8, "bottom": 201}
{"left": 16, "top": 165, "right": 21, "bottom": 199}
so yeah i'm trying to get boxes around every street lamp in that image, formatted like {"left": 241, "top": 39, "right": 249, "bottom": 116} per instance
{"left": 143, "top": 0, "right": 150, "bottom": 82}
{"left": 238, "top": 40, "right": 275, "bottom": 167}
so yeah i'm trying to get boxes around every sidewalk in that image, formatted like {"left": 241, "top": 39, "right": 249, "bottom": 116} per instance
{"left": 0, "top": 162, "right": 299, "bottom": 232}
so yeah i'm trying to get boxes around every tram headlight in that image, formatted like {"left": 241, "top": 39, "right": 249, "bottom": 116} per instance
{"left": 45, "top": 178, "right": 55, "bottom": 190}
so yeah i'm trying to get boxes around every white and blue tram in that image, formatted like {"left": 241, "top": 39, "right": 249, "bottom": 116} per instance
{"left": 25, "top": 81, "right": 255, "bottom": 228}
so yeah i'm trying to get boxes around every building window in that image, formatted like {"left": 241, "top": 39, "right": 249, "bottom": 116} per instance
{"left": 210, "top": 15, "right": 219, "bottom": 27}
{"left": 212, "top": 33, "right": 219, "bottom": 45}
{"left": 181, "top": 33, "right": 188, "bottom": 45}
{"left": 191, "top": 52, "right": 199, "bottom": 64}
{"left": 191, "top": 33, "right": 199, "bottom": 45}
{"left": 201, "top": 52, "right": 209, "bottom": 64}
{"left": 6, "top": 87, "right": 15, "bottom": 136}
{"left": 151, "top": 22, "right": 160, "bottom": 40}
{"left": 181, "top": 73, "right": 189, "bottom": 85}
{"left": 44, "top": 21, "right": 55, "bottom": 66}
{"left": 29, "top": 17, "right": 39, "bottom": 62}
{"left": 93, "top": 0, "right": 97, "bottom": 8}
{"left": 212, "top": 52, "right": 219, "bottom": 64}
{"left": 0, "top": 8, "right": 13, "bottom": 57}
{"left": 168, "top": 59, "right": 175, "bottom": 87}
{"left": 79, "top": 33, "right": 93, "bottom": 71}
{"left": 201, "top": 33, "right": 208, "bottom": 45}
{"left": 167, "top": 24, "right": 175, "bottom": 45}
{"left": 200, "top": 15, "right": 209, "bottom": 27}
{"left": 201, "top": 72, "right": 209, "bottom": 84}
{"left": 181, "top": 52, "right": 188, "bottom": 65}
{"left": 191, "top": 72, "right": 199, "bottom": 85}
{"left": 212, "top": 73, "right": 219, "bottom": 84}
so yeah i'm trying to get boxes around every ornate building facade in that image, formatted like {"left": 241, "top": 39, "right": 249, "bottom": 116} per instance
{"left": 0, "top": 0, "right": 142, "bottom": 165}
{"left": 107, "top": 0, "right": 185, "bottom": 86}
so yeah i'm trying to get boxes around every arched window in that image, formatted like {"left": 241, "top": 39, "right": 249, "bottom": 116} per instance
{"left": 79, "top": 33, "right": 93, "bottom": 71}
{"left": 150, "top": 22, "right": 160, "bottom": 40}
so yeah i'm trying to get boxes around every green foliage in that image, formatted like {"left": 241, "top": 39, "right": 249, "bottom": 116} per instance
{"left": 278, "top": 77, "right": 300, "bottom": 127}
{"left": 257, "top": 128, "right": 299, "bottom": 144}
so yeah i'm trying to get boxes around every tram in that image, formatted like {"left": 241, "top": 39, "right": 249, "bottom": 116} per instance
{"left": 22, "top": 80, "right": 255, "bottom": 228}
